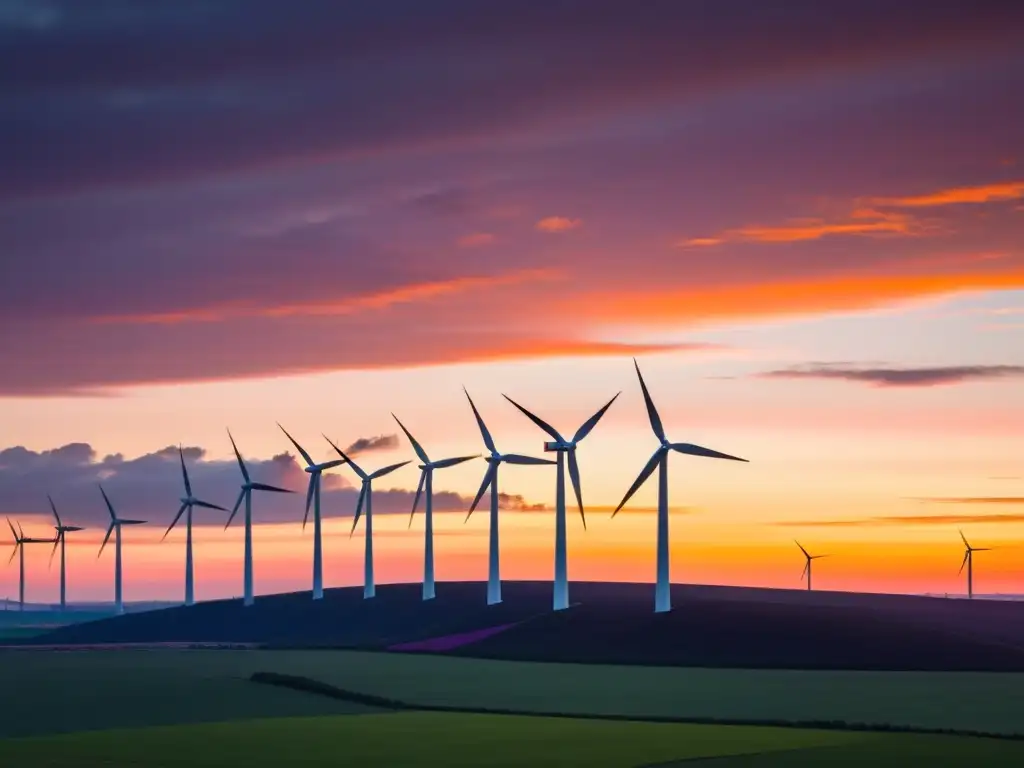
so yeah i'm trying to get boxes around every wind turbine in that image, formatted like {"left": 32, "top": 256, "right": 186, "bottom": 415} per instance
{"left": 47, "top": 495, "right": 84, "bottom": 610}
{"left": 463, "top": 387, "right": 555, "bottom": 605}
{"left": 612, "top": 360, "right": 748, "bottom": 613}
{"left": 392, "top": 413, "right": 478, "bottom": 601}
{"left": 502, "top": 391, "right": 620, "bottom": 611}
{"left": 97, "top": 485, "right": 147, "bottom": 615}
{"left": 163, "top": 447, "right": 228, "bottom": 607}
{"left": 224, "top": 429, "right": 295, "bottom": 607}
{"left": 959, "top": 529, "right": 992, "bottom": 599}
{"left": 277, "top": 424, "right": 347, "bottom": 601}
{"left": 6, "top": 518, "right": 53, "bottom": 611}
{"left": 324, "top": 435, "right": 410, "bottom": 599}
{"left": 796, "top": 541, "right": 827, "bottom": 591}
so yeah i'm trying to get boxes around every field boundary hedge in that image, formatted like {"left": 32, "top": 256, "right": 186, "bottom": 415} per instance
{"left": 249, "top": 671, "right": 1024, "bottom": 741}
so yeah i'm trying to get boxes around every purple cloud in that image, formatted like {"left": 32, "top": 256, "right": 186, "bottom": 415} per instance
{"left": 758, "top": 363, "right": 1024, "bottom": 387}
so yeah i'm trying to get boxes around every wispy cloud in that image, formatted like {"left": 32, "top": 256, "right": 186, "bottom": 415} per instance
{"left": 90, "top": 269, "right": 561, "bottom": 326}
{"left": 865, "top": 180, "right": 1024, "bottom": 208}
{"left": 679, "top": 209, "right": 918, "bottom": 247}
{"left": 536, "top": 216, "right": 582, "bottom": 233}
{"left": 344, "top": 434, "right": 399, "bottom": 455}
{"left": 775, "top": 512, "right": 1024, "bottom": 527}
{"left": 911, "top": 497, "right": 1024, "bottom": 505}
{"left": 757, "top": 363, "right": 1024, "bottom": 388}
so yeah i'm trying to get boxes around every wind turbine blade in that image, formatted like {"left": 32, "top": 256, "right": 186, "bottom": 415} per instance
{"left": 318, "top": 458, "right": 347, "bottom": 471}
{"left": 302, "top": 476, "right": 315, "bottom": 530}
{"left": 409, "top": 470, "right": 426, "bottom": 528}
{"left": 502, "top": 454, "right": 556, "bottom": 466}
{"left": 65, "top": 526, "right": 85, "bottom": 532}
{"left": 7, "top": 544, "right": 17, "bottom": 566}
{"left": 48, "top": 494, "right": 62, "bottom": 528}
{"left": 6, "top": 517, "right": 16, "bottom": 540}
{"left": 973, "top": 547, "right": 993, "bottom": 552}
{"left": 98, "top": 524, "right": 114, "bottom": 557}
{"left": 17, "top": 521, "right": 24, "bottom": 540}
{"left": 323, "top": 435, "right": 365, "bottom": 479}
{"left": 178, "top": 445, "right": 193, "bottom": 497}
{"left": 464, "top": 387, "right": 496, "bottom": 453}
{"left": 49, "top": 536, "right": 60, "bottom": 568}
{"left": 795, "top": 540, "right": 810, "bottom": 558}
{"left": 572, "top": 392, "right": 621, "bottom": 443}
{"left": 277, "top": 423, "right": 314, "bottom": 468}
{"left": 121, "top": 520, "right": 147, "bottom": 525}
{"left": 250, "top": 482, "right": 294, "bottom": 493}
{"left": 98, "top": 484, "right": 117, "bottom": 520}
{"left": 502, "top": 395, "right": 563, "bottom": 441}
{"left": 191, "top": 500, "right": 228, "bottom": 512}
{"left": 369, "top": 460, "right": 411, "bottom": 480}
{"left": 466, "top": 464, "right": 496, "bottom": 522}
{"left": 959, "top": 529, "right": 971, "bottom": 549}
{"left": 633, "top": 360, "right": 666, "bottom": 442}
{"left": 225, "top": 489, "right": 245, "bottom": 529}
{"left": 958, "top": 550, "right": 969, "bottom": 575}
{"left": 431, "top": 454, "right": 479, "bottom": 469}
{"left": 227, "top": 429, "right": 250, "bottom": 483}
{"left": 350, "top": 485, "right": 366, "bottom": 537}
{"left": 670, "top": 442, "right": 748, "bottom": 462}
{"left": 163, "top": 503, "right": 187, "bottom": 541}
{"left": 801, "top": 560, "right": 809, "bottom": 580}
{"left": 567, "top": 449, "right": 586, "bottom": 529}
{"left": 393, "top": 413, "right": 430, "bottom": 464}
{"left": 611, "top": 449, "right": 662, "bottom": 518}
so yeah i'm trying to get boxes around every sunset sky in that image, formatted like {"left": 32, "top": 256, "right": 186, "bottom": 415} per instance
{"left": 1, "top": 1, "right": 1023, "bottom": 605}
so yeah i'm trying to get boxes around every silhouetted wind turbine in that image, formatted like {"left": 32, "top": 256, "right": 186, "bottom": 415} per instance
{"left": 796, "top": 541, "right": 827, "bottom": 591}
{"left": 7, "top": 518, "right": 52, "bottom": 611}
{"left": 503, "top": 391, "right": 620, "bottom": 611}
{"left": 959, "top": 529, "right": 992, "bottom": 599}
{"left": 612, "top": 360, "right": 748, "bottom": 613}
{"left": 324, "top": 436, "right": 410, "bottom": 599}
{"left": 163, "top": 447, "right": 227, "bottom": 607}
{"left": 97, "top": 485, "right": 147, "bottom": 615}
{"left": 47, "top": 495, "right": 84, "bottom": 610}
{"left": 464, "top": 388, "right": 554, "bottom": 605}
{"left": 278, "top": 424, "right": 346, "bottom": 601}
{"left": 393, "top": 413, "right": 478, "bottom": 601}
{"left": 224, "top": 429, "right": 295, "bottom": 607}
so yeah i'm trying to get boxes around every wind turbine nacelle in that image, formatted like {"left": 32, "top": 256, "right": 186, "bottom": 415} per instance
{"left": 543, "top": 441, "right": 563, "bottom": 452}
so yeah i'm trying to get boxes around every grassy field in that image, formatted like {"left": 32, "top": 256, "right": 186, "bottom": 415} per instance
{"left": 3, "top": 649, "right": 1021, "bottom": 737}
{"left": 0, "top": 712, "right": 945, "bottom": 768}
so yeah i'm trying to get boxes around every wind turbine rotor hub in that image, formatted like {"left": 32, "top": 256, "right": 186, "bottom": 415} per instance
{"left": 543, "top": 441, "right": 570, "bottom": 452}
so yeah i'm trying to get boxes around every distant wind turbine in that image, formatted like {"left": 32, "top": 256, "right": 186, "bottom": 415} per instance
{"left": 393, "top": 413, "right": 478, "bottom": 601}
{"left": 463, "top": 387, "right": 554, "bottom": 605}
{"left": 796, "top": 541, "right": 827, "bottom": 591}
{"left": 7, "top": 518, "right": 53, "bottom": 611}
{"left": 959, "top": 529, "right": 992, "bottom": 599}
{"left": 163, "top": 446, "right": 228, "bottom": 607}
{"left": 324, "top": 436, "right": 410, "bottom": 599}
{"left": 97, "top": 485, "right": 147, "bottom": 615}
{"left": 224, "top": 429, "right": 295, "bottom": 607}
{"left": 502, "top": 391, "right": 620, "bottom": 611}
{"left": 613, "top": 360, "right": 748, "bottom": 613}
{"left": 47, "top": 495, "right": 84, "bottom": 610}
{"left": 277, "top": 424, "right": 347, "bottom": 601}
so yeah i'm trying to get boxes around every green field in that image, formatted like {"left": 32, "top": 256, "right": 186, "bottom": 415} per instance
{"left": 4, "top": 712, "right": 1019, "bottom": 768}
{"left": 2, "top": 649, "right": 1021, "bottom": 737}
{"left": 1, "top": 649, "right": 1021, "bottom": 765}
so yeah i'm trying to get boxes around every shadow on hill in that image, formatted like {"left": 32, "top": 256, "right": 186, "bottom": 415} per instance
{"left": 24, "top": 581, "right": 1024, "bottom": 672}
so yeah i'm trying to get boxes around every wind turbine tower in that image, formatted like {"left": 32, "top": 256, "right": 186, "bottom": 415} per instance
{"left": 7, "top": 518, "right": 53, "bottom": 611}
{"left": 503, "top": 391, "right": 620, "bottom": 611}
{"left": 612, "top": 360, "right": 747, "bottom": 613}
{"left": 464, "top": 388, "right": 554, "bottom": 606}
{"left": 97, "top": 485, "right": 147, "bottom": 615}
{"left": 278, "top": 425, "right": 346, "bottom": 600}
{"left": 324, "top": 436, "right": 409, "bottom": 599}
{"left": 163, "top": 447, "right": 228, "bottom": 606}
{"left": 959, "top": 529, "right": 991, "bottom": 599}
{"left": 224, "top": 429, "right": 294, "bottom": 607}
{"left": 796, "top": 540, "right": 827, "bottom": 592}
{"left": 393, "top": 413, "right": 478, "bottom": 601}
{"left": 48, "top": 495, "right": 84, "bottom": 610}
